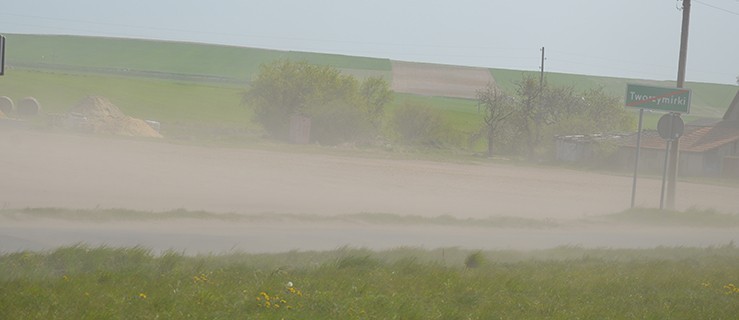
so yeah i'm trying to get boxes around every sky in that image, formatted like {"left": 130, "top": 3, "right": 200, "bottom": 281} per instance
{"left": 1, "top": 0, "right": 738, "bottom": 85}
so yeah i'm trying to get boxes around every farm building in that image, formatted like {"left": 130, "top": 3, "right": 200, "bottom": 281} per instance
{"left": 555, "top": 133, "right": 628, "bottom": 163}
{"left": 616, "top": 90, "right": 739, "bottom": 178}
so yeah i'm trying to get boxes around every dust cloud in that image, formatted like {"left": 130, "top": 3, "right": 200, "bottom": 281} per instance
{"left": 1, "top": 126, "right": 738, "bottom": 254}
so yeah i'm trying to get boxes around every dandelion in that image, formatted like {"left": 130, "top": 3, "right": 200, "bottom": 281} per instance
{"left": 138, "top": 292, "right": 147, "bottom": 300}
{"left": 257, "top": 288, "right": 301, "bottom": 310}
{"left": 288, "top": 286, "right": 303, "bottom": 296}
{"left": 724, "top": 283, "right": 739, "bottom": 295}
{"left": 193, "top": 273, "right": 209, "bottom": 283}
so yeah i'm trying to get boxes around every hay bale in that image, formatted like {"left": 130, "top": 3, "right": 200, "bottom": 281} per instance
{"left": 17, "top": 97, "right": 41, "bottom": 116}
{"left": 0, "top": 96, "right": 13, "bottom": 116}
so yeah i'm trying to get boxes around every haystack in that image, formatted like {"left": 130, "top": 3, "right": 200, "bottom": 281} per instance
{"left": 0, "top": 96, "right": 13, "bottom": 116}
{"left": 68, "top": 96, "right": 162, "bottom": 138}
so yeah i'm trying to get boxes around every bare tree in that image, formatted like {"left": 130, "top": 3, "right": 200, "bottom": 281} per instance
{"left": 513, "top": 74, "right": 545, "bottom": 158}
{"left": 476, "top": 83, "right": 515, "bottom": 157}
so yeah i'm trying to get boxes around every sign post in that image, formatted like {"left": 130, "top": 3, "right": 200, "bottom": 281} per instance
{"left": 0, "top": 35, "right": 5, "bottom": 76}
{"left": 625, "top": 84, "right": 691, "bottom": 209}
{"left": 657, "top": 113, "right": 685, "bottom": 209}
{"left": 630, "top": 108, "right": 644, "bottom": 208}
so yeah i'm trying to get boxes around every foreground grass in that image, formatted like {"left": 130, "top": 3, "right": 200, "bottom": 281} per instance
{"left": 1, "top": 245, "right": 738, "bottom": 319}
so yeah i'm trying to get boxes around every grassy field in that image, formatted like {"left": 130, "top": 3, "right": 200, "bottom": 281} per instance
{"left": 6, "top": 34, "right": 392, "bottom": 82}
{"left": 1, "top": 69, "right": 256, "bottom": 141}
{"left": 3, "top": 34, "right": 736, "bottom": 134}
{"left": 1, "top": 244, "right": 737, "bottom": 319}
{"left": 2, "top": 68, "right": 485, "bottom": 145}
{"left": 9, "top": 35, "right": 264, "bottom": 80}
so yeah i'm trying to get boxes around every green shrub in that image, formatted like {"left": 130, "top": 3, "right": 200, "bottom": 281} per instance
{"left": 309, "top": 100, "right": 374, "bottom": 146}
{"left": 464, "top": 251, "right": 485, "bottom": 269}
{"left": 391, "top": 102, "right": 459, "bottom": 147}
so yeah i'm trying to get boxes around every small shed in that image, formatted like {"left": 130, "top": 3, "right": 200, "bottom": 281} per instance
{"left": 555, "top": 133, "right": 627, "bottom": 163}
{"left": 289, "top": 114, "right": 311, "bottom": 144}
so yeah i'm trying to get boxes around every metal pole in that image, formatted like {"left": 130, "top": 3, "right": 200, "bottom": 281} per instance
{"left": 631, "top": 108, "right": 644, "bottom": 208}
{"left": 676, "top": 0, "right": 691, "bottom": 88}
{"left": 667, "top": 0, "right": 691, "bottom": 210}
{"left": 660, "top": 140, "right": 671, "bottom": 210}
{"left": 0, "top": 35, "right": 5, "bottom": 76}
{"left": 539, "top": 47, "right": 545, "bottom": 92}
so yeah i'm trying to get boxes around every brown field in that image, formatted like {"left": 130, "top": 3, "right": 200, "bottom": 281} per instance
{"left": 390, "top": 61, "right": 493, "bottom": 98}
{"left": 1, "top": 127, "right": 738, "bottom": 254}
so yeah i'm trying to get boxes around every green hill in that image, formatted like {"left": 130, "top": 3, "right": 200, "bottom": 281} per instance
{"left": 1, "top": 34, "right": 736, "bottom": 137}
{"left": 5, "top": 34, "right": 391, "bottom": 83}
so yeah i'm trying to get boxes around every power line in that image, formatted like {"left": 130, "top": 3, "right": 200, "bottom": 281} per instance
{"left": 694, "top": 0, "right": 739, "bottom": 15}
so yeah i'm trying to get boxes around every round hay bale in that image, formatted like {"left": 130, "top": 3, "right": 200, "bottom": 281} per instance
{"left": 17, "top": 97, "right": 42, "bottom": 116}
{"left": 0, "top": 96, "right": 13, "bottom": 116}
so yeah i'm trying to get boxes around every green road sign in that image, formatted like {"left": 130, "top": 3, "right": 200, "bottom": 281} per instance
{"left": 625, "top": 84, "right": 691, "bottom": 113}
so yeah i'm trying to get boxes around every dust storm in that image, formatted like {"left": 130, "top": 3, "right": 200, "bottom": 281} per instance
{"left": 1, "top": 125, "right": 738, "bottom": 254}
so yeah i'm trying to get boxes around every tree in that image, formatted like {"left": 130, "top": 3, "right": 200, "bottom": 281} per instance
{"left": 476, "top": 82, "right": 515, "bottom": 157}
{"left": 391, "top": 102, "right": 455, "bottom": 147}
{"left": 512, "top": 74, "right": 548, "bottom": 158}
{"left": 359, "top": 76, "right": 393, "bottom": 130}
{"left": 498, "top": 74, "right": 635, "bottom": 160}
{"left": 242, "top": 60, "right": 322, "bottom": 140}
{"left": 554, "top": 87, "right": 635, "bottom": 134}
{"left": 242, "top": 60, "right": 392, "bottom": 144}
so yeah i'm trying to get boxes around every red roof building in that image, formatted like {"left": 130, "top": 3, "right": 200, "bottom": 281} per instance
{"left": 617, "top": 90, "right": 739, "bottom": 177}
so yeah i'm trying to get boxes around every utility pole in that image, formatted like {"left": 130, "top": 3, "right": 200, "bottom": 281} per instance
{"left": 667, "top": 0, "right": 691, "bottom": 210}
{"left": 539, "top": 47, "right": 545, "bottom": 93}
{"left": 0, "top": 35, "right": 5, "bottom": 76}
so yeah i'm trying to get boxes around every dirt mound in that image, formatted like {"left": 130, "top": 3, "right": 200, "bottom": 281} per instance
{"left": 68, "top": 96, "right": 162, "bottom": 138}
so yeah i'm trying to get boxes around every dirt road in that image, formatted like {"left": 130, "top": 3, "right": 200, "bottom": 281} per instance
{"left": 1, "top": 128, "right": 738, "bottom": 253}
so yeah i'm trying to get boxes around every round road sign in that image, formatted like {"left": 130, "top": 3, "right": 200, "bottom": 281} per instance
{"left": 657, "top": 113, "right": 684, "bottom": 141}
